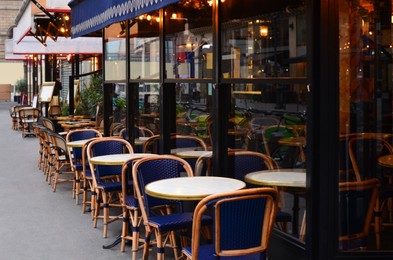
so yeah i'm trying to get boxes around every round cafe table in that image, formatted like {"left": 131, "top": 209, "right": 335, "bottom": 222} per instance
{"left": 245, "top": 169, "right": 306, "bottom": 238}
{"left": 66, "top": 139, "right": 91, "bottom": 148}
{"left": 175, "top": 150, "right": 212, "bottom": 159}
{"left": 145, "top": 176, "right": 245, "bottom": 201}
{"left": 90, "top": 153, "right": 156, "bottom": 165}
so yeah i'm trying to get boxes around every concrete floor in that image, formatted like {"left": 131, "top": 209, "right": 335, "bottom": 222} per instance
{"left": 0, "top": 101, "right": 176, "bottom": 260}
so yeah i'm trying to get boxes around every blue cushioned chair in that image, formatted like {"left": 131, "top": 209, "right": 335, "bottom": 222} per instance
{"left": 132, "top": 155, "right": 211, "bottom": 259}
{"left": 182, "top": 187, "right": 278, "bottom": 260}
{"left": 87, "top": 137, "right": 134, "bottom": 238}
{"left": 227, "top": 151, "right": 292, "bottom": 232}
{"left": 339, "top": 178, "right": 379, "bottom": 250}
{"left": 120, "top": 158, "right": 145, "bottom": 259}
{"left": 66, "top": 129, "right": 102, "bottom": 203}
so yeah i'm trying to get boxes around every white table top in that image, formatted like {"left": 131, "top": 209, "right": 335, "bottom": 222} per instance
{"left": 90, "top": 153, "right": 156, "bottom": 165}
{"left": 135, "top": 137, "right": 150, "bottom": 146}
{"left": 145, "top": 176, "right": 246, "bottom": 200}
{"left": 67, "top": 139, "right": 90, "bottom": 147}
{"left": 175, "top": 150, "right": 212, "bottom": 158}
{"left": 245, "top": 169, "right": 306, "bottom": 188}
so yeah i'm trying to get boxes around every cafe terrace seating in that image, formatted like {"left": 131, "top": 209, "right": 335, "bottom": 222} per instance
{"left": 339, "top": 178, "right": 380, "bottom": 251}
{"left": 143, "top": 134, "right": 207, "bottom": 154}
{"left": 228, "top": 151, "right": 292, "bottom": 232}
{"left": 120, "top": 158, "right": 144, "bottom": 259}
{"left": 87, "top": 137, "right": 134, "bottom": 238}
{"left": 132, "top": 155, "right": 212, "bottom": 259}
{"left": 47, "top": 131, "right": 74, "bottom": 193}
{"left": 66, "top": 129, "right": 102, "bottom": 203}
{"left": 182, "top": 187, "right": 278, "bottom": 260}
{"left": 348, "top": 135, "right": 393, "bottom": 249}
{"left": 19, "top": 108, "right": 40, "bottom": 138}
{"left": 40, "top": 117, "right": 56, "bottom": 132}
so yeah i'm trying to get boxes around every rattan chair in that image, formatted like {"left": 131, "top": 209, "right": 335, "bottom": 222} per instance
{"left": 47, "top": 131, "right": 74, "bottom": 193}
{"left": 19, "top": 108, "right": 40, "bottom": 137}
{"left": 87, "top": 137, "right": 134, "bottom": 238}
{"left": 339, "top": 178, "right": 380, "bottom": 250}
{"left": 120, "top": 158, "right": 144, "bottom": 259}
{"left": 348, "top": 135, "right": 393, "bottom": 249}
{"left": 66, "top": 129, "right": 102, "bottom": 203}
{"left": 132, "top": 155, "right": 211, "bottom": 259}
{"left": 182, "top": 187, "right": 278, "bottom": 259}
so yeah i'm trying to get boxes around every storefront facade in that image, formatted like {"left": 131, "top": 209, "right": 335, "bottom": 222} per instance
{"left": 69, "top": 0, "right": 393, "bottom": 259}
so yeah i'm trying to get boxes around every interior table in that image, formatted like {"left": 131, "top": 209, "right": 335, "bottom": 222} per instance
{"left": 145, "top": 176, "right": 245, "bottom": 201}
{"left": 245, "top": 169, "right": 306, "bottom": 237}
{"left": 66, "top": 139, "right": 91, "bottom": 148}
{"left": 174, "top": 150, "right": 212, "bottom": 159}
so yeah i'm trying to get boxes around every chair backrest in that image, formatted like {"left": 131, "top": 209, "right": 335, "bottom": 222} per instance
{"left": 40, "top": 117, "right": 56, "bottom": 132}
{"left": 339, "top": 178, "right": 379, "bottom": 250}
{"left": 348, "top": 136, "right": 393, "bottom": 181}
{"left": 142, "top": 135, "right": 160, "bottom": 153}
{"left": 19, "top": 108, "right": 40, "bottom": 121}
{"left": 190, "top": 187, "right": 278, "bottom": 259}
{"left": 48, "top": 105, "right": 61, "bottom": 117}
{"left": 66, "top": 129, "right": 103, "bottom": 168}
{"left": 132, "top": 155, "right": 193, "bottom": 218}
{"left": 143, "top": 134, "right": 207, "bottom": 154}
{"left": 87, "top": 137, "right": 133, "bottom": 182}
{"left": 228, "top": 151, "right": 277, "bottom": 182}
{"left": 119, "top": 126, "right": 155, "bottom": 140}
{"left": 48, "top": 131, "right": 69, "bottom": 160}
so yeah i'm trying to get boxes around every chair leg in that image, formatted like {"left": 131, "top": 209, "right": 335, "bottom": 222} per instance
{"left": 103, "top": 192, "right": 109, "bottom": 238}
{"left": 142, "top": 230, "right": 152, "bottom": 260}
{"left": 375, "top": 200, "right": 381, "bottom": 250}
{"left": 121, "top": 211, "right": 129, "bottom": 252}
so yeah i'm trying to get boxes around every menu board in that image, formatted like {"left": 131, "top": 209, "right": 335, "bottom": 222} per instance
{"left": 38, "top": 82, "right": 55, "bottom": 102}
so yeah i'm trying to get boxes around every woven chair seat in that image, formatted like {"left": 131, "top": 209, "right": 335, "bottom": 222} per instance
{"left": 149, "top": 212, "right": 212, "bottom": 233}
{"left": 97, "top": 181, "right": 122, "bottom": 192}
{"left": 125, "top": 194, "right": 138, "bottom": 208}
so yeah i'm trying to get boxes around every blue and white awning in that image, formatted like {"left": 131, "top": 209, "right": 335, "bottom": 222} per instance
{"left": 69, "top": 0, "right": 180, "bottom": 38}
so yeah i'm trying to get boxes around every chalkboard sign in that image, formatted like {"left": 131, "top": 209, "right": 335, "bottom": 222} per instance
{"left": 38, "top": 82, "right": 55, "bottom": 103}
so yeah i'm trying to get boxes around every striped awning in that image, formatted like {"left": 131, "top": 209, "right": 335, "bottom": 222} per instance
{"left": 69, "top": 0, "right": 180, "bottom": 38}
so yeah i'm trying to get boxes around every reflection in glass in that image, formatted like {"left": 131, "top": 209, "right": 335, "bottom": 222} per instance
{"left": 104, "top": 23, "right": 126, "bottom": 81}
{"left": 221, "top": 0, "right": 306, "bottom": 79}
{"left": 338, "top": 0, "right": 393, "bottom": 252}
{"left": 129, "top": 12, "right": 160, "bottom": 79}
{"left": 165, "top": 1, "right": 213, "bottom": 79}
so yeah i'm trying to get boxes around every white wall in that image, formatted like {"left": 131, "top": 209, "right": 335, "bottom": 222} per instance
{"left": 0, "top": 62, "right": 24, "bottom": 85}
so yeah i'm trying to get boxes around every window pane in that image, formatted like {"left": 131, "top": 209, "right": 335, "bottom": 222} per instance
{"left": 221, "top": 0, "right": 306, "bottom": 79}
{"left": 165, "top": 1, "right": 213, "bottom": 79}
{"left": 129, "top": 11, "right": 160, "bottom": 79}
{"left": 338, "top": 0, "right": 393, "bottom": 252}
{"left": 104, "top": 23, "right": 126, "bottom": 81}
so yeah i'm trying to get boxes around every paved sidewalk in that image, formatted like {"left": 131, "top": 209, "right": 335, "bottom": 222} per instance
{"left": 0, "top": 102, "right": 144, "bottom": 259}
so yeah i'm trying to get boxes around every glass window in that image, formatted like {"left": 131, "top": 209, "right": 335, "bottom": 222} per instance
{"left": 104, "top": 23, "right": 126, "bottom": 81}
{"left": 129, "top": 11, "right": 160, "bottom": 79}
{"left": 221, "top": 0, "right": 306, "bottom": 79}
{"left": 221, "top": 0, "right": 308, "bottom": 243}
{"left": 165, "top": 1, "right": 213, "bottom": 79}
{"left": 338, "top": 0, "right": 393, "bottom": 252}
